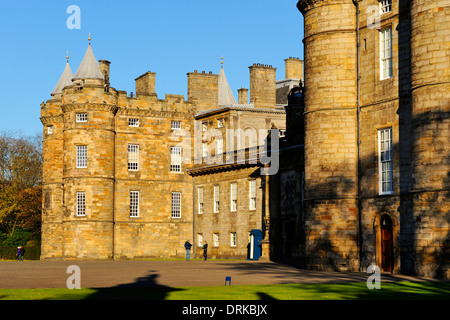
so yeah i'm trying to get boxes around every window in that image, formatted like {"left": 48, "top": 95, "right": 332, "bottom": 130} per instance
{"left": 202, "top": 122, "right": 207, "bottom": 132}
{"left": 379, "top": 0, "right": 392, "bottom": 14}
{"left": 378, "top": 128, "right": 393, "bottom": 194}
{"left": 249, "top": 180, "right": 256, "bottom": 210}
{"left": 172, "top": 192, "right": 181, "bottom": 218}
{"left": 129, "top": 118, "right": 139, "bottom": 127}
{"left": 202, "top": 142, "right": 208, "bottom": 158}
{"left": 217, "top": 118, "right": 223, "bottom": 128}
{"left": 76, "top": 113, "right": 87, "bottom": 122}
{"left": 214, "top": 185, "right": 220, "bottom": 213}
{"left": 213, "top": 233, "right": 220, "bottom": 247}
{"left": 217, "top": 138, "right": 223, "bottom": 155}
{"left": 380, "top": 27, "right": 393, "bottom": 80}
{"left": 130, "top": 191, "right": 139, "bottom": 217}
{"left": 171, "top": 121, "right": 181, "bottom": 130}
{"left": 170, "top": 147, "right": 182, "bottom": 173}
{"left": 198, "top": 187, "right": 204, "bottom": 214}
{"left": 128, "top": 144, "right": 139, "bottom": 171}
{"left": 230, "top": 182, "right": 237, "bottom": 212}
{"left": 230, "top": 232, "right": 237, "bottom": 247}
{"left": 76, "top": 191, "right": 86, "bottom": 216}
{"left": 47, "top": 125, "right": 54, "bottom": 135}
{"left": 76, "top": 145, "right": 87, "bottom": 168}
{"left": 197, "top": 233, "right": 203, "bottom": 247}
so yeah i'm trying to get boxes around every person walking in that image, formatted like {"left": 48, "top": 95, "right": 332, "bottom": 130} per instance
{"left": 202, "top": 241, "right": 208, "bottom": 261}
{"left": 184, "top": 240, "right": 192, "bottom": 261}
{"left": 16, "top": 246, "right": 25, "bottom": 261}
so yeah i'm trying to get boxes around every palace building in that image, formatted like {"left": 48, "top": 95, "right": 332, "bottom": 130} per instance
{"left": 41, "top": 0, "right": 449, "bottom": 279}
{"left": 40, "top": 36, "right": 299, "bottom": 260}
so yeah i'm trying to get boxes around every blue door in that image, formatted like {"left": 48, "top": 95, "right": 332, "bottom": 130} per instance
{"left": 249, "top": 229, "right": 263, "bottom": 260}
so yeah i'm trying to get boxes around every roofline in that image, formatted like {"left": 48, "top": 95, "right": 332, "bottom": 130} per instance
{"left": 195, "top": 104, "right": 285, "bottom": 119}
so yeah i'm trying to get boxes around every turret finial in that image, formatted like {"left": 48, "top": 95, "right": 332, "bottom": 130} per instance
{"left": 88, "top": 33, "right": 91, "bottom": 44}
{"left": 66, "top": 50, "right": 69, "bottom": 62}
{"left": 221, "top": 56, "right": 224, "bottom": 66}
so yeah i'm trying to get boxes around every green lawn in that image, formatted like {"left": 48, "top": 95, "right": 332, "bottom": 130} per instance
{"left": 0, "top": 281, "right": 449, "bottom": 300}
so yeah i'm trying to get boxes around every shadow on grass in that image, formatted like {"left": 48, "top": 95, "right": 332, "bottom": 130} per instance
{"left": 50, "top": 272, "right": 185, "bottom": 300}
{"left": 293, "top": 281, "right": 450, "bottom": 300}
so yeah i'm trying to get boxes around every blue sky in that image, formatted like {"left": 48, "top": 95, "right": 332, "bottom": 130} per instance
{"left": 0, "top": 1, "right": 304, "bottom": 137}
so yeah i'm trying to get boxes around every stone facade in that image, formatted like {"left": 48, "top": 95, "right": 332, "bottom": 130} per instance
{"left": 41, "top": 45, "right": 288, "bottom": 260}
{"left": 292, "top": 0, "right": 449, "bottom": 278}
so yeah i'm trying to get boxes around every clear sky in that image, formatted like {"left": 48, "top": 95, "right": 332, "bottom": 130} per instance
{"left": 0, "top": 1, "right": 304, "bottom": 137}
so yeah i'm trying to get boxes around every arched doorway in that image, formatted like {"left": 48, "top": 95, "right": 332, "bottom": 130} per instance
{"left": 380, "top": 215, "right": 394, "bottom": 272}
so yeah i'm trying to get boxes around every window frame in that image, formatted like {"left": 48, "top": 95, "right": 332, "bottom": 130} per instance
{"left": 249, "top": 180, "right": 256, "bottom": 210}
{"left": 213, "top": 185, "right": 220, "bottom": 213}
{"left": 230, "top": 182, "right": 237, "bottom": 212}
{"left": 130, "top": 191, "right": 140, "bottom": 218}
{"left": 171, "top": 192, "right": 181, "bottom": 218}
{"left": 197, "top": 187, "right": 204, "bottom": 214}
{"left": 76, "top": 191, "right": 86, "bottom": 216}
{"left": 378, "top": 127, "right": 394, "bottom": 195}
{"left": 230, "top": 232, "right": 237, "bottom": 247}
{"left": 76, "top": 113, "right": 88, "bottom": 123}
{"left": 128, "top": 118, "right": 139, "bottom": 127}
{"left": 76, "top": 145, "right": 87, "bottom": 168}
{"left": 128, "top": 144, "right": 139, "bottom": 171}
{"left": 197, "top": 233, "right": 203, "bottom": 247}
{"left": 213, "top": 233, "right": 220, "bottom": 247}
{"left": 171, "top": 120, "right": 181, "bottom": 130}
{"left": 380, "top": 27, "right": 393, "bottom": 80}
{"left": 170, "top": 146, "right": 182, "bottom": 173}
{"left": 379, "top": 0, "right": 392, "bottom": 15}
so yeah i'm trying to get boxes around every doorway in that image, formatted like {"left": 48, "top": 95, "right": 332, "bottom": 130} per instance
{"left": 380, "top": 215, "right": 393, "bottom": 272}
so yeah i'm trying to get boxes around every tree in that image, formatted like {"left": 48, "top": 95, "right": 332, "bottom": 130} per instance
{"left": 0, "top": 131, "right": 42, "bottom": 239}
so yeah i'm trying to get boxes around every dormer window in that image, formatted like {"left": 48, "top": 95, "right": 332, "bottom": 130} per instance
{"left": 76, "top": 113, "right": 87, "bottom": 123}
{"left": 379, "top": 0, "right": 392, "bottom": 14}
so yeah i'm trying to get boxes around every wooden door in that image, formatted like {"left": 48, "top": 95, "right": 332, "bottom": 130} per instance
{"left": 381, "top": 228, "right": 393, "bottom": 272}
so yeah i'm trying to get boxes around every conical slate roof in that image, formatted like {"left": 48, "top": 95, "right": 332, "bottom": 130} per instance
{"left": 51, "top": 61, "right": 73, "bottom": 96}
{"left": 73, "top": 44, "right": 104, "bottom": 80}
{"left": 218, "top": 66, "right": 237, "bottom": 106}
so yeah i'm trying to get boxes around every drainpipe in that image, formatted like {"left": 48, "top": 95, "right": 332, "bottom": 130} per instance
{"left": 192, "top": 176, "right": 196, "bottom": 258}
{"left": 353, "top": 0, "right": 363, "bottom": 272}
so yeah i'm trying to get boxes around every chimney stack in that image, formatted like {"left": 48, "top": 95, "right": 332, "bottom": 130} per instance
{"left": 135, "top": 71, "right": 156, "bottom": 95}
{"left": 237, "top": 87, "right": 249, "bottom": 104}
{"left": 249, "top": 63, "right": 276, "bottom": 109}
{"left": 284, "top": 57, "right": 303, "bottom": 80}
{"left": 99, "top": 60, "right": 111, "bottom": 85}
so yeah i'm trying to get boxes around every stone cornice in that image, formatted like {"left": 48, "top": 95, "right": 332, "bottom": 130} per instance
{"left": 40, "top": 114, "right": 64, "bottom": 125}
{"left": 61, "top": 103, "right": 119, "bottom": 115}
{"left": 195, "top": 105, "right": 285, "bottom": 119}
